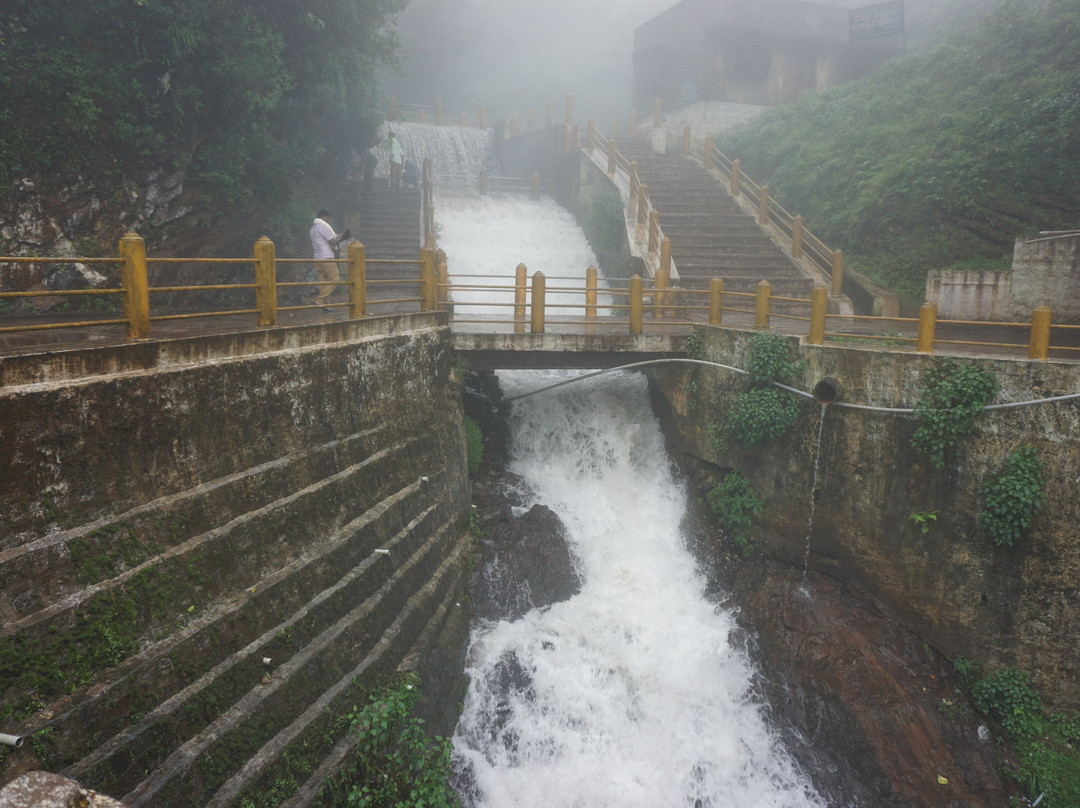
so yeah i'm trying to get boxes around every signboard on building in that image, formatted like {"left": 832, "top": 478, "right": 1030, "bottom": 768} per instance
{"left": 850, "top": 0, "right": 905, "bottom": 41}
{"left": 676, "top": 80, "right": 698, "bottom": 108}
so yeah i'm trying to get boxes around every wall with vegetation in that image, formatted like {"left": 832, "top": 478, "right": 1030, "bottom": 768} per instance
{"left": 649, "top": 326, "right": 1080, "bottom": 710}
{"left": 0, "top": 312, "right": 472, "bottom": 806}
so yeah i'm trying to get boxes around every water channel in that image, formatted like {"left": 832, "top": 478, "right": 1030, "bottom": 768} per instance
{"left": 429, "top": 159, "right": 825, "bottom": 805}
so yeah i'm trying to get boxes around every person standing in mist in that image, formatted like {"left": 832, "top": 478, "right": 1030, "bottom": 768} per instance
{"left": 310, "top": 209, "right": 349, "bottom": 311}
{"left": 387, "top": 130, "right": 403, "bottom": 190}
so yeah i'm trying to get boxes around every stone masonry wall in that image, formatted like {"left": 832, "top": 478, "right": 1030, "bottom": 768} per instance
{"left": 0, "top": 313, "right": 472, "bottom": 806}
{"left": 649, "top": 326, "right": 1080, "bottom": 709}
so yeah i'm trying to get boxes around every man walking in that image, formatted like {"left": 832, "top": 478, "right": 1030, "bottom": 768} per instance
{"left": 310, "top": 209, "right": 349, "bottom": 311}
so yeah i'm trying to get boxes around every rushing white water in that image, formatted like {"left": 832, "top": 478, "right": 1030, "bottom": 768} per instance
{"left": 376, "top": 121, "right": 498, "bottom": 184}
{"left": 453, "top": 370, "right": 824, "bottom": 808}
{"left": 436, "top": 194, "right": 614, "bottom": 317}
{"left": 416, "top": 124, "right": 822, "bottom": 806}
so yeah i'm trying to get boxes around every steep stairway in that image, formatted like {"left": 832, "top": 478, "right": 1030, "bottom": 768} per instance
{"left": 615, "top": 139, "right": 816, "bottom": 307}
{"left": 345, "top": 183, "right": 424, "bottom": 309}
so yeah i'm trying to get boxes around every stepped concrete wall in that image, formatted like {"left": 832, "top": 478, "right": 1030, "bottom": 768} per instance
{"left": 0, "top": 313, "right": 472, "bottom": 806}
{"left": 649, "top": 326, "right": 1080, "bottom": 709}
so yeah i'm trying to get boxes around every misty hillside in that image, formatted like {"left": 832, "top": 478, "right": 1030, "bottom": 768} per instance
{"left": 716, "top": 0, "right": 1079, "bottom": 303}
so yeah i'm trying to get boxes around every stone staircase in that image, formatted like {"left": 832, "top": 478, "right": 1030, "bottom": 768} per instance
{"left": 615, "top": 140, "right": 816, "bottom": 310}
{"left": 345, "top": 183, "right": 424, "bottom": 308}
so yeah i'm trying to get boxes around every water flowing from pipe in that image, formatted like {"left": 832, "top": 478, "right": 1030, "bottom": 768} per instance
{"left": 800, "top": 405, "right": 829, "bottom": 594}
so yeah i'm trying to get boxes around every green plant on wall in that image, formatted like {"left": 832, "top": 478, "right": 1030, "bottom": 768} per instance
{"left": 908, "top": 510, "right": 938, "bottom": 534}
{"left": 911, "top": 358, "right": 998, "bottom": 469}
{"left": 715, "top": 333, "right": 802, "bottom": 450}
{"left": 967, "top": 666, "right": 1080, "bottom": 807}
{"left": 705, "top": 471, "right": 763, "bottom": 556}
{"left": 582, "top": 183, "right": 625, "bottom": 255}
{"left": 346, "top": 674, "right": 460, "bottom": 808}
{"left": 685, "top": 327, "right": 705, "bottom": 360}
{"left": 464, "top": 416, "right": 484, "bottom": 475}
{"left": 980, "top": 446, "right": 1046, "bottom": 548}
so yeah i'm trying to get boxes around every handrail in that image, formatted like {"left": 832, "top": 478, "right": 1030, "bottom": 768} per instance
{"left": 1, "top": 243, "right": 1074, "bottom": 360}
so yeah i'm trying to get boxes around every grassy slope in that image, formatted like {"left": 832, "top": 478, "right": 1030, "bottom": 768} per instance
{"left": 716, "top": 0, "right": 1080, "bottom": 303}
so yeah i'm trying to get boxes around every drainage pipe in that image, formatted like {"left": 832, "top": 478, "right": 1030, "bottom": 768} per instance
{"left": 0, "top": 733, "right": 24, "bottom": 747}
{"left": 502, "top": 358, "right": 1080, "bottom": 414}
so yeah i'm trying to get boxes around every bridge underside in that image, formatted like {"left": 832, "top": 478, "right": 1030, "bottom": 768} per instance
{"left": 451, "top": 332, "right": 688, "bottom": 369}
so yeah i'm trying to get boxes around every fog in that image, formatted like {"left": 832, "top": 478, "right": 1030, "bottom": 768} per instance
{"left": 381, "top": 0, "right": 1032, "bottom": 145}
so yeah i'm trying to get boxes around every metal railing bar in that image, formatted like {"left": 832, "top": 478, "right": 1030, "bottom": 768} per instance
{"left": 0, "top": 318, "right": 128, "bottom": 333}
{"left": 150, "top": 309, "right": 260, "bottom": 322}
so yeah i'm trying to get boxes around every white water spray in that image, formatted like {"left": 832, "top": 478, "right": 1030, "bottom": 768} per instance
{"left": 453, "top": 370, "right": 823, "bottom": 808}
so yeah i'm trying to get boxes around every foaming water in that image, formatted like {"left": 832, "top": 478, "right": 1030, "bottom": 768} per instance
{"left": 452, "top": 370, "right": 824, "bottom": 808}
{"left": 377, "top": 121, "right": 497, "bottom": 181}
{"left": 435, "top": 194, "right": 613, "bottom": 316}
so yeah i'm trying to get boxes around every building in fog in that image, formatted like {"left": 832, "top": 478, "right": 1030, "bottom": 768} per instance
{"left": 633, "top": 0, "right": 904, "bottom": 110}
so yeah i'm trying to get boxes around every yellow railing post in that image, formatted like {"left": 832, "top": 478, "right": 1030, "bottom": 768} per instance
{"left": 754, "top": 280, "right": 771, "bottom": 330}
{"left": 653, "top": 98, "right": 662, "bottom": 128}
{"left": 437, "top": 257, "right": 449, "bottom": 311}
{"left": 630, "top": 274, "right": 643, "bottom": 334}
{"left": 831, "top": 250, "right": 844, "bottom": 296}
{"left": 564, "top": 124, "right": 573, "bottom": 152}
{"left": 510, "top": 115, "right": 519, "bottom": 137}
{"left": 792, "top": 214, "right": 804, "bottom": 259}
{"left": 809, "top": 284, "right": 827, "bottom": 345}
{"left": 479, "top": 171, "right": 489, "bottom": 195}
{"left": 638, "top": 184, "right": 649, "bottom": 226}
{"left": 531, "top": 271, "right": 546, "bottom": 333}
{"left": 704, "top": 136, "right": 714, "bottom": 171}
{"left": 566, "top": 93, "right": 574, "bottom": 125}
{"left": 435, "top": 248, "right": 447, "bottom": 309}
{"left": 515, "top": 263, "right": 527, "bottom": 334}
{"left": 587, "top": 118, "right": 596, "bottom": 152}
{"left": 709, "top": 278, "right": 723, "bottom": 325}
{"left": 731, "top": 159, "right": 741, "bottom": 198}
{"left": 586, "top": 265, "right": 598, "bottom": 321}
{"left": 607, "top": 139, "right": 617, "bottom": 176}
{"left": 418, "top": 110, "right": 426, "bottom": 124}
{"left": 629, "top": 162, "right": 640, "bottom": 208}
{"left": 420, "top": 246, "right": 436, "bottom": 311}
{"left": 532, "top": 172, "right": 540, "bottom": 200}
{"left": 119, "top": 231, "right": 150, "bottom": 339}
{"left": 682, "top": 126, "right": 690, "bottom": 156}
{"left": 254, "top": 236, "right": 277, "bottom": 327}
{"left": 648, "top": 210, "right": 659, "bottom": 256}
{"left": 758, "top": 185, "right": 770, "bottom": 225}
{"left": 917, "top": 302, "right": 937, "bottom": 353}
{"left": 460, "top": 112, "right": 467, "bottom": 126}
{"left": 423, "top": 157, "right": 434, "bottom": 247}
{"left": 1029, "top": 306, "right": 1051, "bottom": 360}
{"left": 658, "top": 237, "right": 672, "bottom": 319}
{"left": 348, "top": 240, "right": 366, "bottom": 318}
{"left": 630, "top": 108, "right": 638, "bottom": 136}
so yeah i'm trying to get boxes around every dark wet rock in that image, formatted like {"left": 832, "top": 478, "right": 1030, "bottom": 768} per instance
{"left": 469, "top": 471, "right": 580, "bottom": 622}
{"left": 462, "top": 369, "right": 511, "bottom": 467}
{"left": 732, "top": 558, "right": 1010, "bottom": 808}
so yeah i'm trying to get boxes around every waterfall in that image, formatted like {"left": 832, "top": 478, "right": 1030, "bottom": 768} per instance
{"left": 443, "top": 196, "right": 823, "bottom": 807}
{"left": 376, "top": 121, "right": 498, "bottom": 183}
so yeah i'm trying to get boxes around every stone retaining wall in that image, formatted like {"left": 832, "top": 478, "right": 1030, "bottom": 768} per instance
{"left": 0, "top": 313, "right": 472, "bottom": 806}
{"left": 649, "top": 326, "right": 1080, "bottom": 709}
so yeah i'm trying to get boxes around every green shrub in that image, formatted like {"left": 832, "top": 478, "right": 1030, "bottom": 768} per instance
{"left": 582, "top": 183, "right": 625, "bottom": 254}
{"left": 705, "top": 471, "right": 763, "bottom": 555}
{"left": 464, "top": 417, "right": 484, "bottom": 475}
{"left": 969, "top": 667, "right": 1080, "bottom": 806}
{"left": 980, "top": 446, "right": 1046, "bottom": 547}
{"left": 685, "top": 327, "right": 705, "bottom": 360}
{"left": 972, "top": 667, "right": 1042, "bottom": 738}
{"left": 717, "top": 333, "right": 803, "bottom": 450}
{"left": 346, "top": 675, "right": 460, "bottom": 808}
{"left": 911, "top": 359, "right": 998, "bottom": 469}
